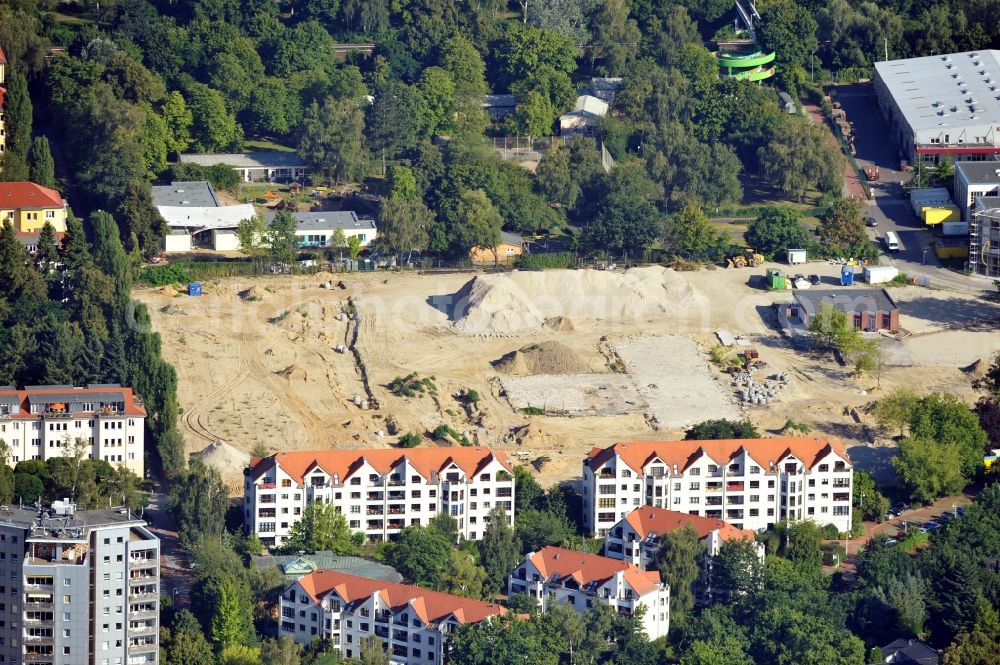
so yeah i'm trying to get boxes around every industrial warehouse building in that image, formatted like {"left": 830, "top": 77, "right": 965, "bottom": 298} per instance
{"left": 874, "top": 50, "right": 1000, "bottom": 165}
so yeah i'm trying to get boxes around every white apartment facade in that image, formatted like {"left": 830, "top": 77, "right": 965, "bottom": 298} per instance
{"left": 582, "top": 437, "right": 854, "bottom": 537}
{"left": 508, "top": 546, "right": 670, "bottom": 640}
{"left": 244, "top": 448, "right": 515, "bottom": 548}
{"left": 279, "top": 570, "right": 506, "bottom": 664}
{"left": 0, "top": 385, "right": 147, "bottom": 477}
{"left": 0, "top": 502, "right": 160, "bottom": 665}
{"left": 605, "top": 506, "right": 765, "bottom": 571}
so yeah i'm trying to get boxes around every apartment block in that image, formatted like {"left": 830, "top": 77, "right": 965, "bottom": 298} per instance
{"left": 279, "top": 570, "right": 506, "bottom": 664}
{"left": 604, "top": 506, "right": 764, "bottom": 571}
{"left": 507, "top": 546, "right": 670, "bottom": 640}
{"left": 582, "top": 437, "right": 854, "bottom": 537}
{"left": 0, "top": 501, "right": 159, "bottom": 665}
{"left": 0, "top": 385, "right": 147, "bottom": 478}
{"left": 244, "top": 448, "right": 515, "bottom": 547}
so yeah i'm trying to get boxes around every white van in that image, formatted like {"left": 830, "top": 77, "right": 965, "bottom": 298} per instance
{"left": 884, "top": 231, "right": 900, "bottom": 252}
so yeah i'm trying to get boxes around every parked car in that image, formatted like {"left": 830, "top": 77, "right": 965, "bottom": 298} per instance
{"left": 885, "top": 538, "right": 898, "bottom": 546}
{"left": 808, "top": 274, "right": 821, "bottom": 285}
{"left": 865, "top": 216, "right": 878, "bottom": 227}
{"left": 919, "top": 521, "right": 941, "bottom": 533}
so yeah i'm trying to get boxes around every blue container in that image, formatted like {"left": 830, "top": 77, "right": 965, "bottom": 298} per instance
{"left": 840, "top": 267, "right": 855, "bottom": 286}
{"left": 188, "top": 282, "right": 203, "bottom": 296}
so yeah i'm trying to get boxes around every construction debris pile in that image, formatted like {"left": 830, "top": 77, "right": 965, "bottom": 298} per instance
{"left": 733, "top": 371, "right": 792, "bottom": 406}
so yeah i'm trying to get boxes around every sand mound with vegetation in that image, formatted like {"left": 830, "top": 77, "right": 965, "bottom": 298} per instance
{"left": 240, "top": 286, "right": 271, "bottom": 301}
{"left": 964, "top": 358, "right": 991, "bottom": 378}
{"left": 451, "top": 267, "right": 701, "bottom": 334}
{"left": 493, "top": 341, "right": 593, "bottom": 375}
{"left": 160, "top": 285, "right": 178, "bottom": 297}
{"left": 190, "top": 440, "right": 251, "bottom": 475}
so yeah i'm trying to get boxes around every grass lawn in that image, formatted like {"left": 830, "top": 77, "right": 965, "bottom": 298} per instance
{"left": 44, "top": 11, "right": 96, "bottom": 25}
{"left": 710, "top": 220, "right": 750, "bottom": 246}
{"left": 243, "top": 138, "right": 296, "bottom": 153}
{"left": 738, "top": 174, "right": 824, "bottom": 210}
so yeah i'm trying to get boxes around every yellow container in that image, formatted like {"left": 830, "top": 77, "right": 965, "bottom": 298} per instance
{"left": 922, "top": 205, "right": 960, "bottom": 225}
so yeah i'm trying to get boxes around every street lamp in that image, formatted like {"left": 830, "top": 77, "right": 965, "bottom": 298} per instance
{"left": 922, "top": 250, "right": 928, "bottom": 265}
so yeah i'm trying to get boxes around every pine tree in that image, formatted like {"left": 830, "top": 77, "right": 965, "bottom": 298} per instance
{"left": 480, "top": 506, "right": 522, "bottom": 593}
{"left": 62, "top": 215, "right": 92, "bottom": 273}
{"left": 78, "top": 331, "right": 105, "bottom": 383}
{"left": 5, "top": 71, "right": 33, "bottom": 158}
{"left": 657, "top": 524, "right": 703, "bottom": 632}
{"left": 209, "top": 576, "right": 255, "bottom": 649}
{"left": 101, "top": 321, "right": 129, "bottom": 386}
{"left": 35, "top": 221, "right": 59, "bottom": 272}
{"left": 28, "top": 136, "right": 56, "bottom": 188}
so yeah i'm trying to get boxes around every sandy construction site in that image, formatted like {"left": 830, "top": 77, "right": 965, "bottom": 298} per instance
{"left": 136, "top": 264, "right": 995, "bottom": 490}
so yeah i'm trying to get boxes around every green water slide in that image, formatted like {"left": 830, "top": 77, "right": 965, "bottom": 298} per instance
{"left": 717, "top": 50, "right": 776, "bottom": 81}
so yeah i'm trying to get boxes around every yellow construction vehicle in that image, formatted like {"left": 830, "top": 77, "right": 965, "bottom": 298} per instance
{"left": 726, "top": 248, "right": 765, "bottom": 268}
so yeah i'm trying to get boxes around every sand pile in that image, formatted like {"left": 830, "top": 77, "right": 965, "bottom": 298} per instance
{"left": 544, "top": 316, "right": 574, "bottom": 331}
{"left": 240, "top": 286, "right": 271, "bottom": 301}
{"left": 493, "top": 341, "right": 593, "bottom": 375}
{"left": 451, "top": 267, "right": 702, "bottom": 334}
{"left": 277, "top": 364, "right": 308, "bottom": 381}
{"left": 160, "top": 285, "right": 178, "bottom": 297}
{"left": 190, "top": 440, "right": 251, "bottom": 475}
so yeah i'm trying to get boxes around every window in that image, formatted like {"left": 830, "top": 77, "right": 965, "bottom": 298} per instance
{"left": 689, "top": 482, "right": 700, "bottom": 490}
{"left": 690, "top": 468, "right": 700, "bottom": 476}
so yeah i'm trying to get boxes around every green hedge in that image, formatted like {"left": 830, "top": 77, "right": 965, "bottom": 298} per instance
{"left": 513, "top": 252, "right": 577, "bottom": 270}
{"left": 138, "top": 260, "right": 259, "bottom": 286}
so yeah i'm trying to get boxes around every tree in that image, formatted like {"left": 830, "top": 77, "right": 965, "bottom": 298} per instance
{"left": 139, "top": 103, "right": 169, "bottom": 176}
{"left": 210, "top": 576, "right": 256, "bottom": 649}
{"left": 496, "top": 25, "right": 577, "bottom": 89}
{"left": 588, "top": 0, "right": 641, "bottom": 75}
{"left": 441, "top": 549, "right": 487, "bottom": 598}
{"left": 893, "top": 436, "right": 965, "bottom": 503}
{"left": 448, "top": 615, "right": 560, "bottom": 665}
{"left": 657, "top": 524, "right": 702, "bottom": 632}
{"left": 218, "top": 645, "right": 263, "bottom": 665}
{"left": 758, "top": 117, "right": 842, "bottom": 202}
{"left": 359, "top": 634, "right": 391, "bottom": 665}
{"left": 260, "top": 637, "right": 302, "bottom": 665}
{"left": 746, "top": 207, "right": 810, "bottom": 259}
{"left": 165, "top": 610, "right": 216, "bottom": 665}
{"left": 162, "top": 90, "right": 193, "bottom": 155}
{"left": 298, "top": 98, "right": 369, "bottom": 184}
{"left": 943, "top": 606, "right": 1000, "bottom": 665}
{"left": 661, "top": 204, "right": 730, "bottom": 262}
{"left": 245, "top": 77, "right": 293, "bottom": 135}
{"left": 713, "top": 539, "right": 764, "bottom": 606}
{"left": 28, "top": 136, "right": 56, "bottom": 189}
{"left": 379, "top": 196, "right": 432, "bottom": 261}
{"left": 347, "top": 235, "right": 362, "bottom": 260}
{"left": 267, "top": 211, "right": 298, "bottom": 265}
{"left": 388, "top": 523, "right": 451, "bottom": 588}
{"left": 681, "top": 635, "right": 754, "bottom": 665}
{"left": 757, "top": 0, "right": 819, "bottom": 78}
{"left": 34, "top": 221, "right": 60, "bottom": 273}
{"left": 820, "top": 198, "right": 869, "bottom": 252}
{"left": 285, "top": 501, "right": 355, "bottom": 554}
{"left": 686, "top": 419, "right": 760, "bottom": 440}
{"left": 237, "top": 213, "right": 269, "bottom": 263}
{"left": 366, "top": 80, "right": 428, "bottom": 171}
{"left": 507, "top": 90, "right": 556, "bottom": 137}
{"left": 386, "top": 165, "right": 418, "bottom": 201}
{"left": 4, "top": 71, "right": 32, "bottom": 158}
{"left": 872, "top": 387, "right": 918, "bottom": 437}
{"left": 852, "top": 470, "right": 890, "bottom": 523}
{"left": 750, "top": 605, "right": 865, "bottom": 665}
{"left": 585, "top": 159, "right": 661, "bottom": 256}
{"left": 90, "top": 211, "right": 131, "bottom": 297}
{"left": 62, "top": 215, "right": 91, "bottom": 273}
{"left": 527, "top": 0, "right": 591, "bottom": 44}
{"left": 480, "top": 506, "right": 521, "bottom": 593}
{"left": 536, "top": 143, "right": 577, "bottom": 208}
{"left": 418, "top": 67, "right": 456, "bottom": 136}
{"left": 167, "top": 460, "right": 229, "bottom": 546}
{"left": 185, "top": 82, "right": 243, "bottom": 152}
{"left": 908, "top": 393, "right": 988, "bottom": 480}
{"left": 452, "top": 189, "right": 503, "bottom": 263}
{"left": 808, "top": 302, "right": 858, "bottom": 354}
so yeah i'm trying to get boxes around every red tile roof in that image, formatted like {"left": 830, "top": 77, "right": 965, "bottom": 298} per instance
{"left": 0, "top": 86, "right": 6, "bottom": 109}
{"left": 526, "top": 546, "right": 662, "bottom": 596}
{"left": 0, "top": 45, "right": 6, "bottom": 64}
{"left": 586, "top": 437, "right": 849, "bottom": 474}
{"left": 297, "top": 570, "right": 506, "bottom": 625}
{"left": 0, "top": 182, "right": 64, "bottom": 210}
{"left": 623, "top": 507, "right": 755, "bottom": 543}
{"left": 0, "top": 386, "right": 146, "bottom": 418}
{"left": 250, "top": 447, "right": 513, "bottom": 484}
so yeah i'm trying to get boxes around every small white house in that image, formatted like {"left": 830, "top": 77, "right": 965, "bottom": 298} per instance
{"left": 787, "top": 248, "right": 807, "bottom": 264}
{"left": 559, "top": 95, "right": 609, "bottom": 136}
{"left": 264, "top": 211, "right": 377, "bottom": 249}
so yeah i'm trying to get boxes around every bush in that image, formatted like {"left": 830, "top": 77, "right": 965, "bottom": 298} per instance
{"left": 521, "top": 406, "right": 545, "bottom": 416}
{"left": 167, "top": 162, "right": 240, "bottom": 191}
{"left": 513, "top": 252, "right": 577, "bottom": 270}
{"left": 389, "top": 373, "right": 437, "bottom": 397}
{"left": 139, "top": 263, "right": 191, "bottom": 287}
{"left": 398, "top": 433, "right": 422, "bottom": 448}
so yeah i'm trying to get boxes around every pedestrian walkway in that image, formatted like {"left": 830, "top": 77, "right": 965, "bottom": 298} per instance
{"left": 803, "top": 102, "right": 868, "bottom": 200}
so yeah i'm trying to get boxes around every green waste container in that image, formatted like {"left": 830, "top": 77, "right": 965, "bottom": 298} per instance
{"left": 767, "top": 269, "right": 785, "bottom": 290}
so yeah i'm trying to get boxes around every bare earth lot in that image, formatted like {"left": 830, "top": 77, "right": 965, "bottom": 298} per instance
{"left": 136, "top": 263, "right": 995, "bottom": 491}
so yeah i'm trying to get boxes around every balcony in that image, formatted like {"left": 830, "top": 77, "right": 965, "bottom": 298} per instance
{"left": 726, "top": 482, "right": 744, "bottom": 492}
{"left": 706, "top": 483, "right": 723, "bottom": 492}
{"left": 129, "top": 590, "right": 158, "bottom": 601}
{"left": 496, "top": 487, "right": 513, "bottom": 497}
{"left": 24, "top": 634, "right": 53, "bottom": 645}
{"left": 375, "top": 626, "right": 389, "bottom": 639}
{"left": 128, "top": 642, "right": 158, "bottom": 653}
{"left": 129, "top": 558, "right": 158, "bottom": 570}
{"left": 388, "top": 505, "right": 404, "bottom": 515}
{"left": 129, "top": 623, "right": 158, "bottom": 636}
{"left": 129, "top": 574, "right": 158, "bottom": 584}
{"left": 833, "top": 479, "right": 850, "bottom": 488}
{"left": 24, "top": 602, "right": 54, "bottom": 611}
{"left": 388, "top": 478, "right": 404, "bottom": 487}
{"left": 258, "top": 482, "right": 276, "bottom": 490}
{"left": 366, "top": 507, "right": 384, "bottom": 516}
{"left": 367, "top": 493, "right": 384, "bottom": 502}
{"left": 388, "top": 520, "right": 405, "bottom": 530}
{"left": 388, "top": 491, "right": 405, "bottom": 501}
{"left": 598, "top": 469, "right": 615, "bottom": 479}
{"left": 727, "top": 497, "right": 744, "bottom": 505}
{"left": 705, "top": 497, "right": 722, "bottom": 506}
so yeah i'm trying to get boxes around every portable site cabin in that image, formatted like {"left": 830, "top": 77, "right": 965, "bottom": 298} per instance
{"left": 787, "top": 249, "right": 807, "bottom": 264}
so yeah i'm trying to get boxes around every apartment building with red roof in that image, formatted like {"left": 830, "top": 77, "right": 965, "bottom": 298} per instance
{"left": 582, "top": 437, "right": 854, "bottom": 536}
{"left": 244, "top": 448, "right": 515, "bottom": 547}
{"left": 508, "top": 546, "right": 670, "bottom": 639}
{"left": 0, "top": 384, "right": 147, "bottom": 477}
{"left": 279, "top": 570, "right": 506, "bottom": 663}
{"left": 605, "top": 506, "right": 765, "bottom": 571}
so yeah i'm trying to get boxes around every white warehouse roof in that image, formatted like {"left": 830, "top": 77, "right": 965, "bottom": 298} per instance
{"left": 874, "top": 50, "right": 1000, "bottom": 134}
{"left": 159, "top": 203, "right": 257, "bottom": 230}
